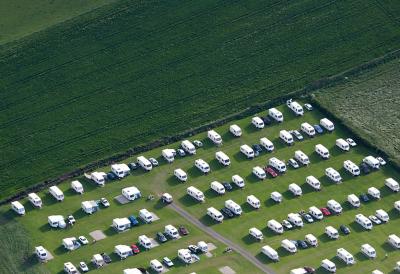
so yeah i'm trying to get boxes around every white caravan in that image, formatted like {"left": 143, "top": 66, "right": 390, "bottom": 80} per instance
{"left": 301, "top": 122, "right": 315, "bottom": 137}
{"left": 115, "top": 245, "right": 132, "bottom": 259}
{"left": 306, "top": 176, "right": 321, "bottom": 191}
{"left": 11, "top": 201, "right": 25, "bottom": 215}
{"left": 249, "top": 227, "right": 263, "bottom": 240}
{"left": 347, "top": 194, "right": 360, "bottom": 208}
{"left": 337, "top": 248, "right": 355, "bottom": 265}
{"left": 252, "top": 116, "right": 264, "bottom": 129}
{"left": 211, "top": 181, "right": 225, "bottom": 195}
{"left": 336, "top": 138, "right": 350, "bottom": 151}
{"left": 207, "top": 207, "right": 224, "bottom": 222}
{"left": 174, "top": 168, "right": 187, "bottom": 182}
{"left": 269, "top": 157, "right": 287, "bottom": 172}
{"left": 279, "top": 130, "right": 294, "bottom": 145}
{"left": 320, "top": 118, "right": 334, "bottom": 132}
{"left": 375, "top": 209, "right": 389, "bottom": 222}
{"left": 247, "top": 195, "right": 260, "bottom": 209}
{"left": 315, "top": 144, "right": 330, "bottom": 159}
{"left": 81, "top": 200, "right": 99, "bottom": 214}
{"left": 162, "top": 149, "right": 176, "bottom": 163}
{"left": 288, "top": 213, "right": 303, "bottom": 227}
{"left": 289, "top": 183, "right": 302, "bottom": 196}
{"left": 71, "top": 180, "right": 84, "bottom": 194}
{"left": 361, "top": 244, "right": 376, "bottom": 259}
{"left": 344, "top": 160, "right": 360, "bottom": 176}
{"left": 178, "top": 249, "right": 192, "bottom": 264}
{"left": 138, "top": 235, "right": 152, "bottom": 249}
{"left": 113, "top": 217, "right": 131, "bottom": 231}
{"left": 187, "top": 186, "right": 205, "bottom": 202}
{"left": 215, "top": 151, "right": 230, "bottom": 166}
{"left": 321, "top": 259, "right": 336, "bottom": 273}
{"left": 388, "top": 234, "right": 400, "bottom": 249}
{"left": 271, "top": 191, "right": 283, "bottom": 203}
{"left": 261, "top": 245, "right": 279, "bottom": 261}
{"left": 327, "top": 199, "right": 342, "bottom": 214}
{"left": 122, "top": 186, "right": 141, "bottom": 201}
{"left": 267, "top": 219, "right": 284, "bottom": 234}
{"left": 253, "top": 166, "right": 266, "bottom": 180}
{"left": 225, "top": 199, "right": 242, "bottom": 215}
{"left": 229, "top": 124, "right": 242, "bottom": 137}
{"left": 395, "top": 200, "right": 400, "bottom": 212}
{"left": 355, "top": 214, "right": 373, "bottom": 230}
{"left": 281, "top": 239, "right": 297, "bottom": 253}
{"left": 49, "top": 186, "right": 64, "bottom": 202}
{"left": 111, "top": 163, "right": 130, "bottom": 178}
{"left": 368, "top": 187, "right": 381, "bottom": 199}
{"left": 139, "top": 208, "right": 153, "bottom": 223}
{"left": 240, "top": 144, "right": 255, "bottom": 158}
{"left": 48, "top": 215, "right": 66, "bottom": 228}
{"left": 308, "top": 206, "right": 323, "bottom": 220}
{"left": 325, "top": 167, "right": 342, "bottom": 183}
{"left": 35, "top": 246, "right": 47, "bottom": 261}
{"left": 260, "top": 137, "right": 274, "bottom": 152}
{"left": 294, "top": 150, "right": 310, "bottom": 165}
{"left": 91, "top": 171, "right": 106, "bottom": 186}
{"left": 269, "top": 108, "right": 284, "bottom": 122}
{"left": 150, "top": 259, "right": 163, "bottom": 273}
{"left": 305, "top": 234, "right": 318, "bottom": 247}
{"left": 208, "top": 130, "right": 222, "bottom": 145}
{"left": 325, "top": 226, "right": 339, "bottom": 239}
{"left": 232, "top": 174, "right": 245, "bottom": 188}
{"left": 137, "top": 156, "right": 152, "bottom": 171}
{"left": 164, "top": 224, "right": 179, "bottom": 238}
{"left": 363, "top": 156, "right": 380, "bottom": 169}
{"left": 194, "top": 159, "right": 210, "bottom": 173}
{"left": 287, "top": 100, "right": 304, "bottom": 116}
{"left": 64, "top": 262, "right": 78, "bottom": 274}
{"left": 181, "top": 140, "right": 196, "bottom": 155}
{"left": 28, "top": 193, "right": 42, "bottom": 208}
{"left": 385, "top": 178, "right": 399, "bottom": 192}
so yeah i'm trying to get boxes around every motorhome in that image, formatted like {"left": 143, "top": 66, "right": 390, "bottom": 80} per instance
{"left": 229, "top": 124, "right": 242, "bottom": 137}
{"left": 267, "top": 219, "right": 284, "bottom": 234}
{"left": 269, "top": 108, "right": 284, "bottom": 122}
{"left": 260, "top": 137, "right": 274, "bottom": 152}
{"left": 111, "top": 163, "right": 130, "bottom": 178}
{"left": 63, "top": 237, "right": 78, "bottom": 251}
{"left": 113, "top": 218, "right": 131, "bottom": 232}
{"left": 35, "top": 246, "right": 47, "bottom": 261}
{"left": 361, "top": 244, "right": 376, "bottom": 259}
{"left": 137, "top": 156, "right": 152, "bottom": 171}
{"left": 308, "top": 206, "right": 323, "bottom": 220}
{"left": 49, "top": 186, "right": 64, "bottom": 202}
{"left": 115, "top": 245, "right": 132, "bottom": 259}
{"left": 321, "top": 259, "right": 336, "bottom": 273}
{"left": 11, "top": 201, "right": 25, "bottom": 215}
{"left": 207, "top": 207, "right": 224, "bottom": 222}
{"left": 161, "top": 193, "right": 173, "bottom": 204}
{"left": 240, "top": 144, "right": 255, "bottom": 158}
{"left": 225, "top": 199, "right": 242, "bottom": 215}
{"left": 325, "top": 167, "right": 342, "bottom": 183}
{"left": 375, "top": 209, "right": 389, "bottom": 222}
{"left": 150, "top": 259, "right": 163, "bottom": 273}
{"left": 178, "top": 249, "right": 192, "bottom": 264}
{"left": 232, "top": 174, "right": 245, "bottom": 188}
{"left": 249, "top": 227, "right": 263, "bottom": 240}
{"left": 385, "top": 178, "right": 399, "bottom": 192}
{"left": 269, "top": 157, "right": 287, "bottom": 172}
{"left": 388, "top": 234, "right": 400, "bottom": 249}
{"left": 279, "top": 130, "right": 294, "bottom": 145}
{"left": 138, "top": 235, "right": 152, "bottom": 249}
{"left": 71, "top": 180, "right": 84, "bottom": 194}
{"left": 253, "top": 166, "right": 266, "bottom": 180}
{"left": 355, "top": 214, "right": 373, "bottom": 230}
{"left": 91, "top": 171, "right": 106, "bottom": 186}
{"left": 187, "top": 186, "right": 205, "bottom": 202}
{"left": 197, "top": 241, "right": 208, "bottom": 253}
{"left": 164, "top": 224, "right": 179, "bottom": 238}
{"left": 48, "top": 215, "right": 66, "bottom": 228}
{"left": 363, "top": 156, "right": 380, "bottom": 169}
{"left": 64, "top": 262, "right": 78, "bottom": 274}
{"left": 28, "top": 192, "right": 42, "bottom": 208}
{"left": 81, "top": 200, "right": 99, "bottom": 214}
{"left": 252, "top": 116, "right": 265, "bottom": 129}
{"left": 294, "top": 150, "right": 310, "bottom": 165}
{"left": 139, "top": 208, "right": 153, "bottom": 223}
{"left": 347, "top": 194, "right": 360, "bottom": 208}
{"left": 215, "top": 151, "right": 230, "bottom": 166}
{"left": 320, "top": 118, "right": 334, "bottom": 132}
{"left": 208, "top": 130, "right": 222, "bottom": 145}
{"left": 315, "top": 144, "right": 330, "bottom": 159}
{"left": 325, "top": 226, "right": 339, "bottom": 239}
{"left": 92, "top": 254, "right": 105, "bottom": 268}
{"left": 261, "top": 245, "right": 279, "bottom": 261}
{"left": 162, "top": 149, "right": 176, "bottom": 163}
{"left": 395, "top": 200, "right": 400, "bottom": 212}
{"left": 247, "top": 195, "right": 260, "bottom": 209}
{"left": 211, "top": 181, "right": 225, "bottom": 195}
{"left": 288, "top": 213, "right": 303, "bottom": 227}
{"left": 327, "top": 199, "right": 342, "bottom": 214}
{"left": 181, "top": 140, "right": 196, "bottom": 155}
{"left": 368, "top": 187, "right": 381, "bottom": 199}
{"left": 305, "top": 234, "right": 318, "bottom": 247}
{"left": 306, "top": 176, "right": 321, "bottom": 191}
{"left": 194, "top": 159, "right": 210, "bottom": 174}
{"left": 271, "top": 191, "right": 282, "bottom": 203}
{"left": 174, "top": 168, "right": 188, "bottom": 182}
{"left": 287, "top": 100, "right": 304, "bottom": 116}
{"left": 344, "top": 160, "right": 360, "bottom": 176}
{"left": 289, "top": 183, "right": 302, "bottom": 196}
{"left": 301, "top": 122, "right": 315, "bottom": 137}
{"left": 281, "top": 239, "right": 297, "bottom": 253}
{"left": 336, "top": 138, "right": 350, "bottom": 151}
{"left": 122, "top": 186, "right": 141, "bottom": 201}
{"left": 337, "top": 248, "right": 355, "bottom": 265}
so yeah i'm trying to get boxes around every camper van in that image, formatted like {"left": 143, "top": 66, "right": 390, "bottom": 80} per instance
{"left": 150, "top": 259, "right": 163, "bottom": 273}
{"left": 71, "top": 180, "right": 83, "bottom": 194}
{"left": 115, "top": 245, "right": 132, "bottom": 259}
{"left": 320, "top": 118, "right": 334, "bottom": 132}
{"left": 48, "top": 215, "right": 66, "bottom": 228}
{"left": 215, "top": 151, "right": 231, "bottom": 166}
{"left": 91, "top": 171, "right": 106, "bottom": 186}
{"left": 249, "top": 227, "right": 263, "bottom": 240}
{"left": 28, "top": 193, "right": 42, "bottom": 208}
{"left": 195, "top": 159, "right": 210, "bottom": 174}
{"left": 92, "top": 254, "right": 105, "bottom": 268}
{"left": 336, "top": 138, "right": 350, "bottom": 151}
{"left": 207, "top": 207, "right": 224, "bottom": 222}
{"left": 260, "top": 137, "right": 274, "bottom": 152}
{"left": 139, "top": 208, "right": 153, "bottom": 223}
{"left": 229, "top": 124, "right": 242, "bottom": 137}
{"left": 232, "top": 174, "right": 245, "bottom": 188}
{"left": 344, "top": 160, "right": 360, "bottom": 176}
{"left": 271, "top": 191, "right": 283, "bottom": 203}
{"left": 301, "top": 122, "right": 315, "bottom": 137}
{"left": 355, "top": 214, "right": 373, "bottom": 230}
{"left": 252, "top": 116, "right": 265, "bottom": 129}
{"left": 388, "top": 234, "right": 400, "bottom": 249}
{"left": 113, "top": 218, "right": 131, "bottom": 231}
{"left": 395, "top": 200, "right": 400, "bottom": 212}
{"left": 11, "top": 201, "right": 25, "bottom": 215}
{"left": 315, "top": 144, "right": 330, "bottom": 159}
{"left": 361, "top": 244, "right": 376, "bottom": 259}
{"left": 325, "top": 167, "right": 342, "bottom": 183}
{"left": 287, "top": 100, "right": 304, "bottom": 116}
{"left": 137, "top": 156, "right": 152, "bottom": 171}
{"left": 111, "top": 163, "right": 130, "bottom": 178}
{"left": 309, "top": 206, "right": 323, "bottom": 220}
{"left": 385, "top": 178, "right": 400, "bottom": 192}
{"left": 81, "top": 200, "right": 99, "bottom": 214}
{"left": 281, "top": 239, "right": 297, "bottom": 253}
{"left": 197, "top": 241, "right": 208, "bottom": 253}
{"left": 187, "top": 186, "right": 205, "bottom": 202}
{"left": 294, "top": 150, "right": 310, "bottom": 165}
{"left": 49, "top": 186, "right": 64, "bottom": 202}
{"left": 279, "top": 130, "right": 294, "bottom": 145}
{"left": 347, "top": 194, "right": 360, "bottom": 208}
{"left": 363, "top": 156, "right": 380, "bottom": 169}
{"left": 174, "top": 168, "right": 188, "bottom": 182}
{"left": 240, "top": 144, "right": 255, "bottom": 158}
{"left": 375, "top": 209, "right": 389, "bottom": 222}
{"left": 306, "top": 176, "right": 321, "bottom": 191}
{"left": 289, "top": 183, "right": 302, "bottom": 196}
{"left": 138, "top": 235, "right": 152, "bottom": 249}
{"left": 208, "top": 130, "right": 222, "bottom": 145}
{"left": 321, "top": 259, "right": 336, "bottom": 273}
{"left": 211, "top": 181, "right": 225, "bottom": 195}
{"left": 305, "top": 234, "right": 318, "bottom": 247}
{"left": 35, "top": 246, "right": 47, "bottom": 261}
{"left": 261, "top": 245, "right": 279, "bottom": 261}
{"left": 368, "top": 187, "right": 381, "bottom": 199}
{"left": 269, "top": 108, "right": 284, "bottom": 122}
{"left": 122, "top": 186, "right": 141, "bottom": 201}
{"left": 178, "top": 249, "right": 192, "bottom": 264}
{"left": 267, "top": 219, "right": 284, "bottom": 234}
{"left": 337, "top": 248, "right": 355, "bottom": 265}
{"left": 327, "top": 199, "right": 342, "bottom": 214}
{"left": 253, "top": 166, "right": 266, "bottom": 180}
{"left": 247, "top": 195, "right": 260, "bottom": 209}
{"left": 288, "top": 213, "right": 303, "bottom": 227}
{"left": 269, "top": 157, "right": 287, "bottom": 173}
{"left": 164, "top": 224, "right": 179, "bottom": 238}
{"left": 64, "top": 262, "right": 78, "bottom": 274}
{"left": 181, "top": 140, "right": 196, "bottom": 155}
{"left": 325, "top": 226, "right": 339, "bottom": 239}
{"left": 162, "top": 149, "right": 176, "bottom": 163}
{"left": 225, "top": 199, "right": 242, "bottom": 215}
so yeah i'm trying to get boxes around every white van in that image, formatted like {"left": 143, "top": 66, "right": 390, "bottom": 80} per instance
{"left": 208, "top": 130, "right": 222, "bottom": 145}
{"left": 195, "top": 159, "right": 210, "bottom": 174}
{"left": 363, "top": 156, "right": 380, "bottom": 169}
{"left": 174, "top": 168, "right": 187, "bottom": 182}
{"left": 355, "top": 214, "right": 373, "bottom": 230}
{"left": 395, "top": 200, "right": 400, "bottom": 212}
{"left": 247, "top": 195, "right": 260, "bottom": 209}
{"left": 361, "top": 244, "right": 376, "bottom": 259}
{"left": 164, "top": 224, "right": 179, "bottom": 239}
{"left": 138, "top": 235, "right": 152, "bottom": 249}
{"left": 260, "top": 137, "right": 274, "bottom": 152}
{"left": 306, "top": 176, "right": 321, "bottom": 191}
{"left": 267, "top": 219, "right": 284, "bottom": 234}
{"left": 325, "top": 226, "right": 339, "bottom": 239}
{"left": 230, "top": 124, "right": 242, "bottom": 137}
{"left": 375, "top": 209, "right": 389, "bottom": 222}
{"left": 71, "top": 180, "right": 84, "bottom": 194}
{"left": 211, "top": 181, "right": 225, "bottom": 195}
{"left": 336, "top": 138, "right": 350, "bottom": 151}
{"left": 261, "top": 245, "right": 279, "bottom": 261}
{"left": 271, "top": 191, "right": 282, "bottom": 203}
{"left": 249, "top": 227, "right": 263, "bottom": 240}
{"left": 269, "top": 157, "right": 286, "bottom": 173}
{"left": 315, "top": 144, "right": 330, "bottom": 159}
{"left": 305, "top": 234, "right": 318, "bottom": 247}
{"left": 269, "top": 108, "right": 283, "bottom": 122}
{"left": 308, "top": 206, "right": 323, "bottom": 220}
{"left": 139, "top": 208, "right": 153, "bottom": 223}
{"left": 90, "top": 171, "right": 106, "bottom": 186}
{"left": 111, "top": 163, "right": 130, "bottom": 178}
{"left": 253, "top": 166, "right": 266, "bottom": 180}
{"left": 137, "top": 156, "right": 152, "bottom": 171}
{"left": 35, "top": 246, "right": 47, "bottom": 261}
{"left": 301, "top": 122, "right": 315, "bottom": 137}
{"left": 11, "top": 201, "right": 25, "bottom": 215}
{"left": 321, "top": 259, "right": 336, "bottom": 273}
{"left": 344, "top": 160, "right": 360, "bottom": 176}
{"left": 327, "top": 199, "right": 342, "bottom": 214}
{"left": 281, "top": 239, "right": 297, "bottom": 253}
{"left": 225, "top": 199, "right": 242, "bottom": 215}
{"left": 288, "top": 213, "right": 303, "bottom": 227}
{"left": 187, "top": 186, "right": 205, "bottom": 202}
{"left": 294, "top": 150, "right": 310, "bottom": 165}
{"left": 162, "top": 149, "right": 175, "bottom": 163}
{"left": 320, "top": 118, "right": 334, "bottom": 132}
{"left": 252, "top": 116, "right": 264, "bottom": 129}
{"left": 337, "top": 248, "right": 355, "bottom": 265}
{"left": 178, "top": 249, "right": 192, "bottom": 264}
{"left": 289, "top": 183, "right": 302, "bottom": 196}
{"left": 385, "top": 178, "right": 399, "bottom": 192}
{"left": 150, "top": 259, "right": 163, "bottom": 273}
{"left": 388, "top": 234, "right": 400, "bottom": 249}
{"left": 232, "top": 174, "right": 245, "bottom": 188}
{"left": 347, "top": 194, "right": 360, "bottom": 208}
{"left": 49, "top": 186, "right": 64, "bottom": 202}
{"left": 279, "top": 130, "right": 294, "bottom": 145}
{"left": 28, "top": 193, "right": 42, "bottom": 208}
{"left": 207, "top": 207, "right": 224, "bottom": 222}
{"left": 181, "top": 140, "right": 196, "bottom": 155}
{"left": 64, "top": 262, "right": 78, "bottom": 274}
{"left": 368, "top": 187, "right": 381, "bottom": 199}
{"left": 240, "top": 144, "right": 255, "bottom": 158}
{"left": 325, "top": 167, "right": 342, "bottom": 183}
{"left": 215, "top": 151, "right": 230, "bottom": 166}
{"left": 287, "top": 100, "right": 304, "bottom": 116}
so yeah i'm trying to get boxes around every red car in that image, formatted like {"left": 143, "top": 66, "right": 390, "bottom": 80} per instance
{"left": 320, "top": 207, "right": 331, "bottom": 216}
{"left": 130, "top": 244, "right": 140, "bottom": 254}
{"left": 178, "top": 225, "right": 189, "bottom": 236}
{"left": 264, "top": 166, "right": 278, "bottom": 178}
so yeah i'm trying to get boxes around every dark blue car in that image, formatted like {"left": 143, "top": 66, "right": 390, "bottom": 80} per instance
{"left": 313, "top": 124, "right": 324, "bottom": 134}
{"left": 128, "top": 215, "right": 139, "bottom": 226}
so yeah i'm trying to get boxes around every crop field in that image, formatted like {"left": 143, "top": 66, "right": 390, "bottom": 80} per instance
{"left": 314, "top": 59, "right": 400, "bottom": 166}
{"left": 3, "top": 103, "right": 399, "bottom": 273}
{"left": 1, "top": 0, "right": 400, "bottom": 200}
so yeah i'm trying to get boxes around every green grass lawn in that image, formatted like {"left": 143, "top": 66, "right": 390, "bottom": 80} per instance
{"left": 1, "top": 0, "right": 400, "bottom": 199}
{"left": 4, "top": 103, "right": 399, "bottom": 273}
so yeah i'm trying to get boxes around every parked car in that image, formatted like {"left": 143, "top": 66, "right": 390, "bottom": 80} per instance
{"left": 297, "top": 240, "right": 308, "bottom": 249}
{"left": 313, "top": 124, "right": 324, "bottom": 134}
{"left": 179, "top": 225, "right": 189, "bottom": 236}
{"left": 359, "top": 193, "right": 370, "bottom": 203}
{"left": 130, "top": 244, "right": 140, "bottom": 254}
{"left": 191, "top": 253, "right": 200, "bottom": 262}
{"left": 221, "top": 207, "right": 234, "bottom": 218}
{"left": 100, "top": 197, "right": 110, "bottom": 207}
{"left": 360, "top": 162, "right": 371, "bottom": 174}
{"left": 79, "top": 262, "right": 89, "bottom": 272}
{"left": 222, "top": 182, "right": 233, "bottom": 191}
{"left": 157, "top": 232, "right": 168, "bottom": 243}
{"left": 304, "top": 103, "right": 313, "bottom": 111}
{"left": 101, "top": 253, "right": 112, "bottom": 264}
{"left": 302, "top": 213, "right": 314, "bottom": 223}
{"left": 67, "top": 215, "right": 76, "bottom": 225}
{"left": 188, "top": 245, "right": 201, "bottom": 254}
{"left": 304, "top": 266, "right": 315, "bottom": 273}
{"left": 252, "top": 144, "right": 263, "bottom": 154}
{"left": 290, "top": 130, "right": 304, "bottom": 141}
{"left": 346, "top": 138, "right": 357, "bottom": 147}
{"left": 264, "top": 166, "right": 278, "bottom": 178}
{"left": 288, "top": 158, "right": 299, "bottom": 169}
{"left": 262, "top": 116, "right": 272, "bottom": 125}
{"left": 320, "top": 207, "right": 331, "bottom": 216}
{"left": 291, "top": 240, "right": 299, "bottom": 247}
{"left": 282, "top": 220, "right": 293, "bottom": 230}
{"left": 78, "top": 236, "right": 89, "bottom": 245}
{"left": 128, "top": 162, "right": 138, "bottom": 170}
{"left": 163, "top": 257, "right": 174, "bottom": 267}
{"left": 107, "top": 172, "right": 118, "bottom": 180}
{"left": 376, "top": 157, "right": 386, "bottom": 166}
{"left": 369, "top": 215, "right": 381, "bottom": 225}
{"left": 177, "top": 149, "right": 186, "bottom": 157}
{"left": 149, "top": 158, "right": 159, "bottom": 167}
{"left": 193, "top": 140, "right": 203, "bottom": 147}
{"left": 340, "top": 225, "right": 351, "bottom": 235}
{"left": 128, "top": 215, "right": 139, "bottom": 226}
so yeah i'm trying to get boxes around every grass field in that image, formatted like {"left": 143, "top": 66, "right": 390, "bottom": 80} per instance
{"left": 4, "top": 104, "right": 399, "bottom": 273}
{"left": 1, "top": 0, "right": 400, "bottom": 200}
{"left": 314, "top": 59, "right": 400, "bottom": 166}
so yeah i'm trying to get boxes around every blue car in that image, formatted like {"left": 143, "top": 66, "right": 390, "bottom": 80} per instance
{"left": 128, "top": 215, "right": 139, "bottom": 226}
{"left": 252, "top": 144, "right": 263, "bottom": 153}
{"left": 313, "top": 124, "right": 324, "bottom": 134}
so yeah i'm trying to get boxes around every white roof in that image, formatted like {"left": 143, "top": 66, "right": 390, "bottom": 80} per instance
{"left": 230, "top": 124, "right": 241, "bottom": 130}
{"left": 91, "top": 171, "right": 106, "bottom": 180}
{"left": 48, "top": 215, "right": 64, "bottom": 222}
{"left": 174, "top": 168, "right": 186, "bottom": 175}
{"left": 122, "top": 186, "right": 140, "bottom": 195}
{"left": 81, "top": 200, "right": 97, "bottom": 208}
{"left": 249, "top": 227, "right": 262, "bottom": 235}
{"left": 112, "top": 163, "right": 130, "bottom": 172}
{"left": 93, "top": 254, "right": 104, "bottom": 261}
{"left": 123, "top": 269, "right": 143, "bottom": 274}
{"left": 113, "top": 217, "right": 130, "bottom": 226}
{"left": 11, "top": 201, "right": 24, "bottom": 209}
{"left": 115, "top": 245, "right": 131, "bottom": 253}
{"left": 71, "top": 180, "right": 82, "bottom": 187}
{"left": 49, "top": 186, "right": 63, "bottom": 195}
{"left": 28, "top": 192, "right": 41, "bottom": 201}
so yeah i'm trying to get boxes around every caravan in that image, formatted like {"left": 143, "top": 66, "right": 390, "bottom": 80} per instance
{"left": 48, "top": 215, "right": 66, "bottom": 228}
{"left": 321, "top": 259, "right": 336, "bottom": 273}
{"left": 325, "top": 226, "right": 339, "bottom": 239}
{"left": 327, "top": 199, "right": 342, "bottom": 214}
{"left": 315, "top": 144, "right": 330, "bottom": 159}
{"left": 260, "top": 137, "right": 274, "bottom": 152}
{"left": 28, "top": 193, "right": 42, "bottom": 208}
{"left": 111, "top": 163, "right": 130, "bottom": 178}
{"left": 336, "top": 138, "right": 350, "bottom": 151}
{"left": 240, "top": 144, "right": 255, "bottom": 158}
{"left": 325, "top": 167, "right": 342, "bottom": 183}
{"left": 289, "top": 183, "right": 302, "bottom": 196}
{"left": 122, "top": 186, "right": 141, "bottom": 201}
{"left": 11, "top": 201, "right": 25, "bottom": 215}
{"left": 187, "top": 186, "right": 205, "bottom": 202}
{"left": 308, "top": 206, "right": 323, "bottom": 220}
{"left": 269, "top": 108, "right": 284, "bottom": 122}
{"left": 174, "top": 168, "right": 187, "bottom": 182}
{"left": 247, "top": 195, "right": 260, "bottom": 209}
{"left": 150, "top": 259, "right": 163, "bottom": 273}
{"left": 229, "top": 124, "right": 242, "bottom": 137}
{"left": 251, "top": 117, "right": 264, "bottom": 129}
{"left": 162, "top": 149, "right": 176, "bottom": 163}
{"left": 64, "top": 262, "right": 78, "bottom": 274}
{"left": 363, "top": 156, "right": 380, "bottom": 169}
{"left": 269, "top": 157, "right": 287, "bottom": 173}
{"left": 288, "top": 213, "right": 303, "bottom": 227}
{"left": 215, "top": 151, "right": 230, "bottom": 166}
{"left": 207, "top": 207, "right": 224, "bottom": 222}
{"left": 271, "top": 191, "right": 282, "bottom": 203}
{"left": 281, "top": 239, "right": 297, "bottom": 253}
{"left": 137, "top": 156, "right": 152, "bottom": 171}
{"left": 344, "top": 160, "right": 360, "bottom": 176}
{"left": 81, "top": 200, "right": 99, "bottom": 214}
{"left": 261, "top": 245, "right": 279, "bottom": 261}
{"left": 249, "top": 227, "right": 263, "bottom": 240}
{"left": 35, "top": 246, "right": 47, "bottom": 261}
{"left": 337, "top": 248, "right": 355, "bottom": 265}
{"left": 355, "top": 214, "right": 373, "bottom": 230}
{"left": 375, "top": 209, "right": 389, "bottom": 222}
{"left": 181, "top": 140, "right": 196, "bottom": 155}
{"left": 195, "top": 159, "right": 210, "bottom": 174}
{"left": 71, "top": 180, "right": 84, "bottom": 194}
{"left": 232, "top": 174, "right": 245, "bottom": 188}
{"left": 279, "top": 130, "right": 294, "bottom": 145}
{"left": 368, "top": 187, "right": 381, "bottom": 199}
{"left": 253, "top": 166, "right": 266, "bottom": 180}
{"left": 361, "top": 244, "right": 376, "bottom": 259}
{"left": 225, "top": 199, "right": 242, "bottom": 215}
{"left": 91, "top": 171, "right": 106, "bottom": 186}
{"left": 320, "top": 118, "right": 334, "bottom": 132}
{"left": 113, "top": 218, "right": 131, "bottom": 231}
{"left": 385, "top": 178, "right": 399, "bottom": 192}
{"left": 267, "top": 219, "right": 284, "bottom": 234}
{"left": 388, "top": 234, "right": 400, "bottom": 249}
{"left": 139, "top": 209, "right": 153, "bottom": 223}
{"left": 347, "top": 194, "right": 360, "bottom": 208}
{"left": 301, "top": 122, "right": 315, "bottom": 137}
{"left": 164, "top": 225, "right": 179, "bottom": 238}
{"left": 287, "top": 100, "right": 304, "bottom": 116}
{"left": 178, "top": 249, "right": 192, "bottom": 264}
{"left": 49, "top": 186, "right": 64, "bottom": 202}
{"left": 305, "top": 234, "right": 318, "bottom": 247}
{"left": 211, "top": 181, "right": 225, "bottom": 195}
{"left": 306, "top": 176, "right": 321, "bottom": 191}
{"left": 208, "top": 130, "right": 222, "bottom": 145}
{"left": 115, "top": 245, "right": 132, "bottom": 259}
{"left": 294, "top": 150, "right": 310, "bottom": 165}
{"left": 395, "top": 200, "right": 400, "bottom": 212}
{"left": 62, "top": 237, "right": 79, "bottom": 251}
{"left": 138, "top": 235, "right": 152, "bottom": 249}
